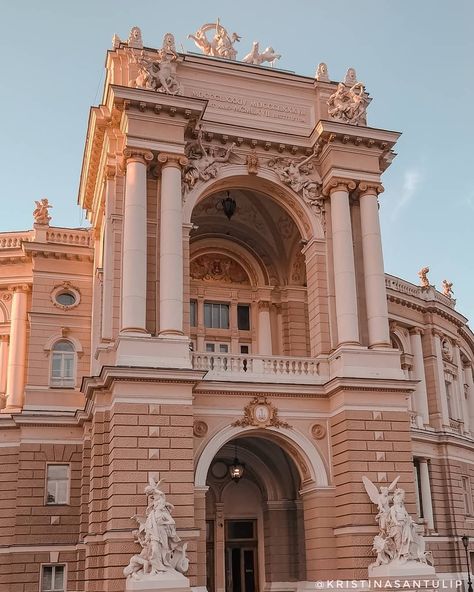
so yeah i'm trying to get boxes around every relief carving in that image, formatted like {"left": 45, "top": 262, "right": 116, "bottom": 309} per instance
{"left": 183, "top": 128, "right": 236, "bottom": 192}
{"left": 232, "top": 397, "right": 291, "bottom": 429}
{"left": 267, "top": 150, "right": 324, "bottom": 213}
{"left": 190, "top": 254, "right": 249, "bottom": 285}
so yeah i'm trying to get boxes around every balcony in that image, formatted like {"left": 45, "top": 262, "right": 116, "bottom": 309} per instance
{"left": 192, "top": 352, "right": 323, "bottom": 384}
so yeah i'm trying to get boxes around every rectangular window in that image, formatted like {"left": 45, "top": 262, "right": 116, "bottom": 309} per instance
{"left": 51, "top": 352, "right": 75, "bottom": 387}
{"left": 237, "top": 305, "right": 250, "bottom": 331}
{"left": 204, "top": 303, "right": 229, "bottom": 329}
{"left": 190, "top": 300, "right": 197, "bottom": 327}
{"left": 205, "top": 342, "right": 229, "bottom": 353}
{"left": 46, "top": 464, "right": 69, "bottom": 505}
{"left": 41, "top": 565, "right": 65, "bottom": 592}
{"left": 413, "top": 459, "right": 423, "bottom": 518}
{"left": 462, "top": 476, "right": 474, "bottom": 515}
{"left": 240, "top": 345, "right": 250, "bottom": 354}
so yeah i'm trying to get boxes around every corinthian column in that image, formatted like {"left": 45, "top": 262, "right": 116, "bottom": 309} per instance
{"left": 5, "top": 286, "right": 29, "bottom": 412}
{"left": 158, "top": 153, "right": 188, "bottom": 336}
{"left": 327, "top": 180, "right": 359, "bottom": 345}
{"left": 409, "top": 327, "right": 430, "bottom": 426}
{"left": 359, "top": 183, "right": 390, "bottom": 348}
{"left": 121, "top": 149, "right": 153, "bottom": 334}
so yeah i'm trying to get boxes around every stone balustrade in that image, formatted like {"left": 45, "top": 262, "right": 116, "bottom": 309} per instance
{"left": 46, "top": 229, "right": 92, "bottom": 247}
{"left": 0, "top": 232, "right": 32, "bottom": 249}
{"left": 192, "top": 352, "right": 322, "bottom": 383}
{"left": 385, "top": 273, "right": 455, "bottom": 309}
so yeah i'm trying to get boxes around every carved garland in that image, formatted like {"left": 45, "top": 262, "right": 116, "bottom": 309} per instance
{"left": 232, "top": 397, "right": 291, "bottom": 429}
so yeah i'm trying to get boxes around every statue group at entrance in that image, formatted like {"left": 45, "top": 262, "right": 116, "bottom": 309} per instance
{"left": 363, "top": 476, "right": 434, "bottom": 576}
{"left": 124, "top": 476, "right": 189, "bottom": 588}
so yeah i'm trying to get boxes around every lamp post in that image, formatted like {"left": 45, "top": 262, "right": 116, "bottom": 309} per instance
{"left": 462, "top": 535, "right": 473, "bottom": 592}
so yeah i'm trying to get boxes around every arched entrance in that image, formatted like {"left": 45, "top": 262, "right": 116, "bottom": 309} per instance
{"left": 205, "top": 435, "right": 305, "bottom": 592}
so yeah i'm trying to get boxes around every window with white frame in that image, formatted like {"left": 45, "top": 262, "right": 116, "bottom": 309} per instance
{"left": 204, "top": 302, "right": 229, "bottom": 329}
{"left": 41, "top": 564, "right": 65, "bottom": 591}
{"left": 462, "top": 475, "right": 474, "bottom": 515}
{"left": 50, "top": 340, "right": 76, "bottom": 387}
{"left": 46, "top": 464, "right": 70, "bottom": 505}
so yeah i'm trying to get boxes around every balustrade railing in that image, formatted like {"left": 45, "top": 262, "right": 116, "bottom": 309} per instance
{"left": 192, "top": 352, "right": 321, "bottom": 383}
{"left": 0, "top": 232, "right": 32, "bottom": 249}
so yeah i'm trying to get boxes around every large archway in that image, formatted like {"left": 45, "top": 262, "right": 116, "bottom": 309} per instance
{"left": 204, "top": 434, "right": 307, "bottom": 592}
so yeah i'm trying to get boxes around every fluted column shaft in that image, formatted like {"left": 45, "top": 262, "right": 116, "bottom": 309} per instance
{"left": 419, "top": 459, "right": 435, "bottom": 531}
{"left": 409, "top": 328, "right": 430, "bottom": 425}
{"left": 359, "top": 184, "right": 390, "bottom": 347}
{"left": 159, "top": 154, "right": 187, "bottom": 336}
{"left": 102, "top": 167, "right": 116, "bottom": 340}
{"left": 5, "top": 286, "right": 29, "bottom": 411}
{"left": 329, "top": 181, "right": 359, "bottom": 345}
{"left": 257, "top": 301, "right": 272, "bottom": 355}
{"left": 121, "top": 150, "right": 153, "bottom": 333}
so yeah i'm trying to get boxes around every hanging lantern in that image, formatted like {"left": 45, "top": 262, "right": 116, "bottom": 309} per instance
{"left": 221, "top": 192, "right": 236, "bottom": 220}
{"left": 229, "top": 457, "right": 245, "bottom": 482}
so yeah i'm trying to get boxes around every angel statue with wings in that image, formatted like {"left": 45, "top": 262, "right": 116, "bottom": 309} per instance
{"left": 362, "top": 476, "right": 433, "bottom": 572}
{"left": 124, "top": 476, "right": 189, "bottom": 581}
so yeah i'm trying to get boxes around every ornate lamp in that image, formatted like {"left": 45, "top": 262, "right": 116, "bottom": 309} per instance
{"left": 229, "top": 444, "right": 245, "bottom": 483}
{"left": 220, "top": 192, "right": 236, "bottom": 220}
{"left": 462, "top": 535, "right": 473, "bottom": 592}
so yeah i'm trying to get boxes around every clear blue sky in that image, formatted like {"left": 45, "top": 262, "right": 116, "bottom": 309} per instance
{"left": 1, "top": 1, "right": 473, "bottom": 320}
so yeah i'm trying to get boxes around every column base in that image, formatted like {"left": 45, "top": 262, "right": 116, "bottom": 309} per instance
{"left": 125, "top": 571, "right": 190, "bottom": 592}
{"left": 115, "top": 334, "right": 192, "bottom": 369}
{"left": 329, "top": 345, "right": 405, "bottom": 380}
{"left": 369, "top": 559, "right": 436, "bottom": 577}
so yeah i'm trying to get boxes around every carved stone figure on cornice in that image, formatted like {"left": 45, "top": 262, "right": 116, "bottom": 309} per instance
{"left": 183, "top": 128, "right": 236, "bottom": 192}
{"left": 188, "top": 20, "right": 241, "bottom": 60}
{"left": 267, "top": 150, "right": 323, "bottom": 212}
{"left": 190, "top": 255, "right": 249, "bottom": 285}
{"left": 344, "top": 67, "right": 358, "bottom": 85}
{"left": 130, "top": 34, "right": 181, "bottom": 95}
{"left": 33, "top": 198, "right": 52, "bottom": 225}
{"left": 128, "top": 26, "right": 144, "bottom": 49}
{"left": 442, "top": 279, "right": 454, "bottom": 298}
{"left": 246, "top": 150, "right": 259, "bottom": 175}
{"left": 327, "top": 81, "right": 369, "bottom": 126}
{"left": 418, "top": 266, "right": 430, "bottom": 289}
{"left": 315, "top": 62, "right": 329, "bottom": 82}
{"left": 112, "top": 34, "right": 121, "bottom": 49}
{"left": 242, "top": 42, "right": 281, "bottom": 66}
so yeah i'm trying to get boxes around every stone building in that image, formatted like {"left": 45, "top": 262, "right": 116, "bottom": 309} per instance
{"left": 1, "top": 23, "right": 474, "bottom": 592}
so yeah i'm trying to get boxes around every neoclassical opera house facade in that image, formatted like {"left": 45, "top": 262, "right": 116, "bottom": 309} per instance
{"left": 1, "top": 22, "right": 474, "bottom": 592}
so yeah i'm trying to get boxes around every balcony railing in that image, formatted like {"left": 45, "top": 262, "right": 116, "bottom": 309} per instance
{"left": 192, "top": 352, "right": 322, "bottom": 383}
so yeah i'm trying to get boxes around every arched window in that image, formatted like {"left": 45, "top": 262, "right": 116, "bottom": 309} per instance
{"left": 50, "top": 340, "right": 76, "bottom": 388}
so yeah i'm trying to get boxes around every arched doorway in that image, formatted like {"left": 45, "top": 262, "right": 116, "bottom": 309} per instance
{"left": 204, "top": 435, "right": 306, "bottom": 592}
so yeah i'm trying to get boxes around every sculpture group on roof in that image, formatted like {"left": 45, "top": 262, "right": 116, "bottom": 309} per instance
{"left": 130, "top": 33, "right": 182, "bottom": 95}
{"left": 327, "top": 69, "right": 369, "bottom": 126}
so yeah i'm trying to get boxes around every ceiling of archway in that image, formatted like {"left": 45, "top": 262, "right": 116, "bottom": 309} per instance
{"left": 191, "top": 189, "right": 304, "bottom": 285}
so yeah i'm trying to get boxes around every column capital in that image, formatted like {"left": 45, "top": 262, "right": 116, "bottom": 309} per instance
{"left": 157, "top": 152, "right": 188, "bottom": 169}
{"left": 409, "top": 327, "right": 424, "bottom": 337}
{"left": 105, "top": 164, "right": 116, "bottom": 180}
{"left": 9, "top": 284, "right": 31, "bottom": 294}
{"left": 322, "top": 177, "right": 357, "bottom": 197}
{"left": 123, "top": 148, "right": 154, "bottom": 166}
{"left": 258, "top": 300, "right": 271, "bottom": 311}
{"left": 464, "top": 360, "right": 473, "bottom": 369}
{"left": 0, "top": 335, "right": 9, "bottom": 342}
{"left": 358, "top": 181, "right": 384, "bottom": 196}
